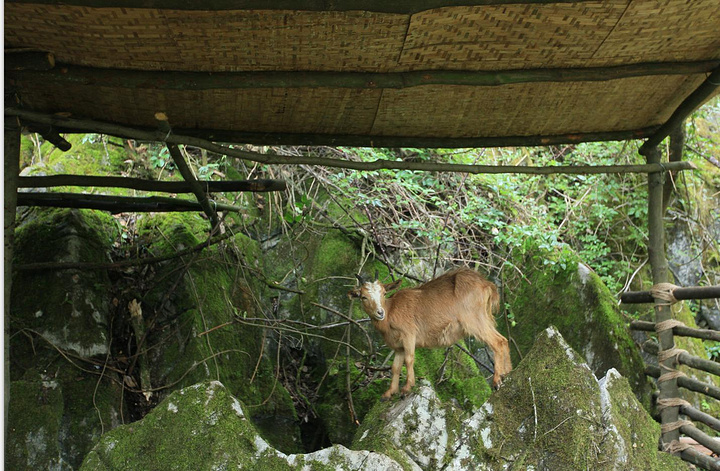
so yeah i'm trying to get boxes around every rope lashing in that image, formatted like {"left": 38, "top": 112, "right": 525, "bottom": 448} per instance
{"left": 655, "top": 319, "right": 685, "bottom": 333}
{"left": 650, "top": 282, "right": 680, "bottom": 306}
{"left": 661, "top": 419, "right": 694, "bottom": 434}
{"left": 658, "top": 369, "right": 687, "bottom": 383}
{"left": 656, "top": 398, "right": 691, "bottom": 412}
{"left": 658, "top": 347, "right": 689, "bottom": 363}
{"left": 663, "top": 439, "right": 693, "bottom": 454}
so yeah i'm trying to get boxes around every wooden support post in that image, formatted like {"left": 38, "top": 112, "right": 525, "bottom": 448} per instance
{"left": 642, "top": 144, "right": 681, "bottom": 447}
{"left": 155, "top": 113, "right": 220, "bottom": 231}
{"left": 4, "top": 117, "right": 21, "bottom": 432}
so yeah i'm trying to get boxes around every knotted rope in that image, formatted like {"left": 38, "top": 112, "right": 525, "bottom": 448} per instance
{"left": 650, "top": 282, "right": 680, "bottom": 306}
{"left": 655, "top": 319, "right": 685, "bottom": 333}
{"left": 656, "top": 398, "right": 691, "bottom": 412}
{"left": 661, "top": 419, "right": 693, "bottom": 434}
{"left": 663, "top": 439, "right": 693, "bottom": 454}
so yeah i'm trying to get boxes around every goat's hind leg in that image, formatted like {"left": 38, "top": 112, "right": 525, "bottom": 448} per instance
{"left": 467, "top": 324, "right": 512, "bottom": 389}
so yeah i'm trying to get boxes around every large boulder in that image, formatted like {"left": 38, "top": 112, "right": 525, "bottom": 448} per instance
{"left": 8, "top": 208, "right": 124, "bottom": 470}
{"left": 502, "top": 256, "right": 652, "bottom": 407}
{"left": 80, "top": 381, "right": 405, "bottom": 470}
{"left": 356, "top": 327, "right": 683, "bottom": 470}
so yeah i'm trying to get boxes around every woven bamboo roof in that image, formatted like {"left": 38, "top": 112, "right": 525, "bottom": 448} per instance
{"left": 5, "top": 0, "right": 720, "bottom": 147}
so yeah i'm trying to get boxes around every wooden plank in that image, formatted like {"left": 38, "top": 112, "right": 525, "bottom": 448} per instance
{"left": 10, "top": 61, "right": 719, "bottom": 91}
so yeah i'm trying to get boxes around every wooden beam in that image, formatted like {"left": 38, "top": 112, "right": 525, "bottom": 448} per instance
{"left": 17, "top": 192, "right": 244, "bottom": 213}
{"left": 5, "top": 50, "right": 55, "bottom": 71}
{"left": 646, "top": 365, "right": 720, "bottom": 401}
{"left": 630, "top": 320, "right": 720, "bottom": 343}
{"left": 622, "top": 285, "right": 720, "bottom": 304}
{"left": 7, "top": 109, "right": 699, "bottom": 173}
{"left": 7, "top": 106, "right": 660, "bottom": 148}
{"left": 10, "top": 61, "right": 718, "bottom": 91}
{"left": 642, "top": 340, "right": 720, "bottom": 378}
{"left": 680, "top": 448, "right": 720, "bottom": 471}
{"left": 640, "top": 66, "right": 720, "bottom": 154}
{"left": 3, "top": 0, "right": 607, "bottom": 14}
{"left": 19, "top": 175, "right": 286, "bottom": 193}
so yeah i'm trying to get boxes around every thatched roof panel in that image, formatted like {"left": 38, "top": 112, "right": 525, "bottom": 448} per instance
{"left": 5, "top": 1, "right": 720, "bottom": 147}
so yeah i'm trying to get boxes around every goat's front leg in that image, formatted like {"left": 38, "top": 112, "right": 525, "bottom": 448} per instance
{"left": 400, "top": 338, "right": 416, "bottom": 396}
{"left": 382, "top": 350, "right": 405, "bottom": 401}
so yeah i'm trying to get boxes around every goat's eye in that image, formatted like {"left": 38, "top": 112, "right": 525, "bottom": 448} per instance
{"left": 361, "top": 296, "right": 367, "bottom": 301}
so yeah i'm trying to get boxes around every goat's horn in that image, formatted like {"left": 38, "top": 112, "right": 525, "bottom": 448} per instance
{"left": 355, "top": 274, "right": 365, "bottom": 285}
{"left": 374, "top": 269, "right": 379, "bottom": 281}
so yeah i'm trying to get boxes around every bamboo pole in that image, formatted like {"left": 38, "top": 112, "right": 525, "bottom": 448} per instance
{"left": 156, "top": 113, "right": 220, "bottom": 230}
{"left": 11, "top": 61, "right": 719, "bottom": 91}
{"left": 4, "top": 117, "right": 21, "bottom": 434}
{"left": 16, "top": 192, "right": 244, "bottom": 213}
{"left": 642, "top": 144, "right": 681, "bottom": 447}
{"left": 622, "top": 285, "right": 720, "bottom": 304}
{"left": 19, "top": 175, "right": 287, "bottom": 193}
{"left": 630, "top": 321, "right": 720, "bottom": 342}
{"left": 4, "top": 109, "right": 699, "bottom": 175}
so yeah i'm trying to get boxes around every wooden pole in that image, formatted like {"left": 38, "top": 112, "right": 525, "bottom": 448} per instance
{"left": 630, "top": 320, "right": 720, "bottom": 342}
{"left": 11, "top": 60, "right": 718, "bottom": 91}
{"left": 640, "top": 66, "right": 720, "bottom": 154}
{"left": 0, "top": 0, "right": 661, "bottom": 14}
{"left": 642, "top": 144, "right": 681, "bottom": 447}
{"left": 155, "top": 113, "right": 220, "bottom": 231}
{"left": 622, "top": 285, "right": 720, "bottom": 304}
{"left": 19, "top": 175, "right": 287, "bottom": 193}
{"left": 7, "top": 107, "right": 659, "bottom": 150}
{"left": 4, "top": 117, "right": 21, "bottom": 433}
{"left": 3, "top": 109, "right": 699, "bottom": 175}
{"left": 16, "top": 192, "right": 245, "bottom": 213}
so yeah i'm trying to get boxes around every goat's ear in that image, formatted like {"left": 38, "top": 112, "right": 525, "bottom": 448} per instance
{"left": 384, "top": 279, "right": 403, "bottom": 292}
{"left": 348, "top": 289, "right": 361, "bottom": 299}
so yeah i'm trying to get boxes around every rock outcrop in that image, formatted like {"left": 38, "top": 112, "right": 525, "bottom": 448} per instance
{"left": 79, "top": 327, "right": 682, "bottom": 470}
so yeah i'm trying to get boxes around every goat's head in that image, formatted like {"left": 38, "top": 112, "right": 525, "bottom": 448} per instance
{"left": 348, "top": 273, "right": 402, "bottom": 321}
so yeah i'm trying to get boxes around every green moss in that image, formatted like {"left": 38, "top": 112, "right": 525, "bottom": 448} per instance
{"left": 6, "top": 380, "right": 66, "bottom": 470}
{"left": 502, "top": 253, "right": 652, "bottom": 408}
{"left": 80, "top": 382, "right": 268, "bottom": 470}
{"left": 467, "top": 328, "right": 684, "bottom": 470}
{"left": 136, "top": 215, "right": 301, "bottom": 453}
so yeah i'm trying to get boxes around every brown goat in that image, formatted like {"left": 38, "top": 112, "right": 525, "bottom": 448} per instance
{"left": 348, "top": 267, "right": 512, "bottom": 400}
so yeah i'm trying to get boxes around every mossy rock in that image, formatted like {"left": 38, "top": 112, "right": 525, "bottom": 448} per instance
{"left": 80, "top": 381, "right": 406, "bottom": 470}
{"left": 446, "top": 327, "right": 683, "bottom": 470}
{"left": 134, "top": 213, "right": 302, "bottom": 453}
{"left": 502, "top": 255, "right": 652, "bottom": 408}
{"left": 9, "top": 208, "right": 125, "bottom": 469}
